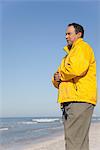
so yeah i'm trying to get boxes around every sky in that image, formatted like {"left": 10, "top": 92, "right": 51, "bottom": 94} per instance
{"left": 0, "top": 0, "right": 100, "bottom": 117}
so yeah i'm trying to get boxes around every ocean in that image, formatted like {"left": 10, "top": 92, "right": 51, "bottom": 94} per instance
{"left": 0, "top": 116, "right": 100, "bottom": 150}
{"left": 0, "top": 117, "right": 63, "bottom": 150}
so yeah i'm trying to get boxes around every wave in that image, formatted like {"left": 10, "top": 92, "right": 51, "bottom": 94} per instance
{"left": 32, "top": 118, "right": 60, "bottom": 123}
{"left": 17, "top": 118, "right": 61, "bottom": 125}
{"left": 17, "top": 121, "right": 37, "bottom": 125}
{"left": 0, "top": 127, "right": 8, "bottom": 131}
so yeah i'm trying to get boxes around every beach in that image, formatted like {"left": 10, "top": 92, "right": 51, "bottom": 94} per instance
{"left": 25, "top": 122, "right": 100, "bottom": 150}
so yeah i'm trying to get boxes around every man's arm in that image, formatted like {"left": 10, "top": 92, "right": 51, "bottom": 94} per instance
{"left": 59, "top": 46, "right": 90, "bottom": 81}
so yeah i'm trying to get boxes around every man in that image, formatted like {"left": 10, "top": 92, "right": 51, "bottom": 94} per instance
{"left": 52, "top": 23, "right": 97, "bottom": 150}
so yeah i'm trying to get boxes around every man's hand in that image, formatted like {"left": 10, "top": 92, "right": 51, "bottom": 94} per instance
{"left": 54, "top": 72, "right": 61, "bottom": 82}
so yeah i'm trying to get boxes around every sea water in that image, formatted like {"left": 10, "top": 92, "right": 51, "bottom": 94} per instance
{"left": 0, "top": 117, "right": 64, "bottom": 150}
{"left": 0, "top": 116, "right": 100, "bottom": 150}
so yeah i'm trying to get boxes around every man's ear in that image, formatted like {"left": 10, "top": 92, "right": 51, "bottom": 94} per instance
{"left": 77, "top": 32, "right": 82, "bottom": 38}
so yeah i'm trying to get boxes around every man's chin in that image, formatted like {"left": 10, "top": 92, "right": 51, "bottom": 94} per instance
{"left": 68, "top": 43, "right": 72, "bottom": 47}
{"left": 67, "top": 41, "right": 72, "bottom": 46}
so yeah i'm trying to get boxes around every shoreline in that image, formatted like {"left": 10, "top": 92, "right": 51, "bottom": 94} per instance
{"left": 24, "top": 122, "right": 100, "bottom": 150}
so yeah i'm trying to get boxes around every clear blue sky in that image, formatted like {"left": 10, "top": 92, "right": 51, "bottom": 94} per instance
{"left": 0, "top": 0, "right": 100, "bottom": 117}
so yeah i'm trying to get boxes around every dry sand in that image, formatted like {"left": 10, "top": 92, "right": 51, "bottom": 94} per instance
{"left": 24, "top": 122, "right": 100, "bottom": 150}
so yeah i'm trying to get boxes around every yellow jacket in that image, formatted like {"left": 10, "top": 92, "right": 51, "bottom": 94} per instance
{"left": 52, "top": 38, "right": 97, "bottom": 105}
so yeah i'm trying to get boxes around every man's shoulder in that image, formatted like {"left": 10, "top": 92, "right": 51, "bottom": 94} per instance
{"left": 79, "top": 40, "right": 93, "bottom": 52}
{"left": 79, "top": 40, "right": 95, "bottom": 58}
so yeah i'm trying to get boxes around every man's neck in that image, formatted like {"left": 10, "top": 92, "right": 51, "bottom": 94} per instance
{"left": 68, "top": 45, "right": 72, "bottom": 50}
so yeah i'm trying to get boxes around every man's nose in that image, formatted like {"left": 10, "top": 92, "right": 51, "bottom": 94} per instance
{"left": 66, "top": 34, "right": 69, "bottom": 39}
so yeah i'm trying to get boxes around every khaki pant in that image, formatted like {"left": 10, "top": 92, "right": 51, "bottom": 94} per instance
{"left": 63, "top": 102, "right": 94, "bottom": 150}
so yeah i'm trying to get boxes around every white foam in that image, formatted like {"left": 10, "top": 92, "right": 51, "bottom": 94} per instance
{"left": 0, "top": 127, "right": 8, "bottom": 131}
{"left": 32, "top": 118, "right": 60, "bottom": 123}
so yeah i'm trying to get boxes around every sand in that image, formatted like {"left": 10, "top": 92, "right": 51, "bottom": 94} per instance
{"left": 24, "top": 122, "right": 100, "bottom": 150}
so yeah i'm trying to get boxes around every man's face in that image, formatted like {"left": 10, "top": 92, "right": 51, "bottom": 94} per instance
{"left": 66, "top": 25, "right": 80, "bottom": 46}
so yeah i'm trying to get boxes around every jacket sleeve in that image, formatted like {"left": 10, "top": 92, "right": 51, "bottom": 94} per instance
{"left": 60, "top": 46, "right": 90, "bottom": 81}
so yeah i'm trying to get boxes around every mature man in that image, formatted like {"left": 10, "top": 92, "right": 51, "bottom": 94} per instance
{"left": 52, "top": 23, "right": 97, "bottom": 150}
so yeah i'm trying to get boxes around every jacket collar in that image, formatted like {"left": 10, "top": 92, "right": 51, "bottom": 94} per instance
{"left": 63, "top": 38, "right": 83, "bottom": 54}
{"left": 63, "top": 45, "right": 70, "bottom": 54}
